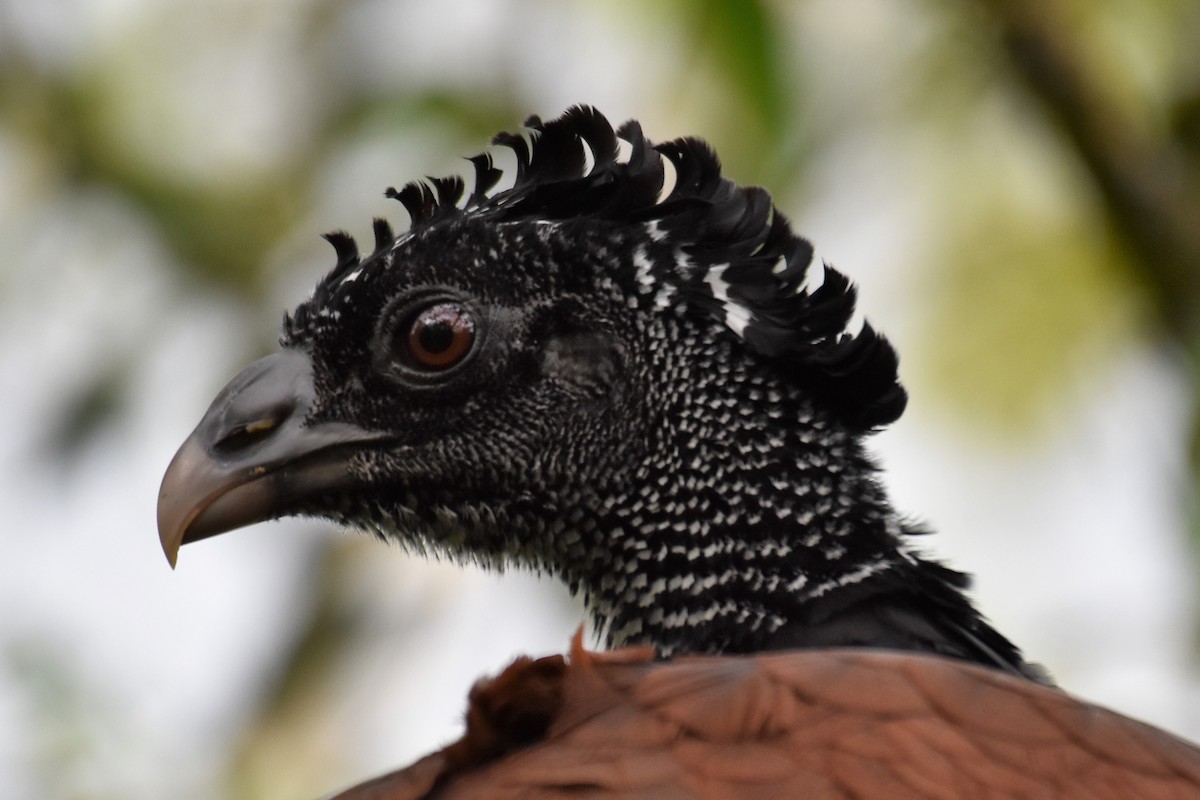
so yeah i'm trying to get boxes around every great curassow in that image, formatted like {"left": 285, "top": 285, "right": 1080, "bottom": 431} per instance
{"left": 158, "top": 106, "right": 1200, "bottom": 798}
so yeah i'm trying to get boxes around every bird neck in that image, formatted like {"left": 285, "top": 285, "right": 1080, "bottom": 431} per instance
{"left": 555, "top": 387, "right": 916, "bottom": 657}
{"left": 565, "top": 467, "right": 1028, "bottom": 674}
{"left": 543, "top": 342, "right": 1029, "bottom": 674}
{"left": 573, "top": 482, "right": 909, "bottom": 656}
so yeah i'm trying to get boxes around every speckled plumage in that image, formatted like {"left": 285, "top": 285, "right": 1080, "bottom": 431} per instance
{"left": 270, "top": 106, "right": 1032, "bottom": 672}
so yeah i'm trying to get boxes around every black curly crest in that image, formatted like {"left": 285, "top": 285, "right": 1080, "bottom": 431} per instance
{"left": 290, "top": 105, "right": 906, "bottom": 429}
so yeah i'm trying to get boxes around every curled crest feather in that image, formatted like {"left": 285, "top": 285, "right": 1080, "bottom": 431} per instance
{"left": 289, "top": 105, "right": 906, "bottom": 430}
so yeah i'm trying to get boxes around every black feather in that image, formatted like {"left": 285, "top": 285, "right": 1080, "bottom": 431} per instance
{"left": 429, "top": 175, "right": 466, "bottom": 210}
{"left": 491, "top": 130, "right": 531, "bottom": 182}
{"left": 321, "top": 230, "right": 359, "bottom": 267}
{"left": 467, "top": 154, "right": 502, "bottom": 205}
{"left": 371, "top": 218, "right": 394, "bottom": 255}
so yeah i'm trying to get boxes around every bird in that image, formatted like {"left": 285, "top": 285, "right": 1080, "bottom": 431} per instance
{"left": 157, "top": 106, "right": 1200, "bottom": 798}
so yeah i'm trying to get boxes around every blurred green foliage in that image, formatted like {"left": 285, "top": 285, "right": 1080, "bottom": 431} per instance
{"left": 923, "top": 203, "right": 1137, "bottom": 432}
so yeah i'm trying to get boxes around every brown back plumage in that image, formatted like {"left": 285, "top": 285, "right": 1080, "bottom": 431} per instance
{"left": 333, "top": 633, "right": 1200, "bottom": 800}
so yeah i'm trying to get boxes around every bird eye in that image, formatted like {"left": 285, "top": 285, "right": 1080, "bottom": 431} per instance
{"left": 404, "top": 302, "right": 476, "bottom": 369}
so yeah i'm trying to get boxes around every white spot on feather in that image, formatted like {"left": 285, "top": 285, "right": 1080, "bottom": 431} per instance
{"left": 798, "top": 249, "right": 825, "bottom": 294}
{"left": 656, "top": 153, "right": 677, "bottom": 204}
{"left": 807, "top": 559, "right": 890, "bottom": 599}
{"left": 579, "top": 137, "right": 596, "bottom": 176}
{"left": 654, "top": 283, "right": 675, "bottom": 310}
{"left": 705, "top": 263, "right": 752, "bottom": 337}
{"left": 632, "top": 246, "right": 656, "bottom": 295}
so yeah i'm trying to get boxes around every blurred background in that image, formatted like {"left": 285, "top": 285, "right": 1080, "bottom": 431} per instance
{"left": 3, "top": 0, "right": 1200, "bottom": 797}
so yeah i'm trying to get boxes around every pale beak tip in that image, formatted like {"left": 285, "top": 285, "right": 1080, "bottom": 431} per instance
{"left": 157, "top": 458, "right": 192, "bottom": 570}
{"left": 157, "top": 499, "right": 184, "bottom": 569}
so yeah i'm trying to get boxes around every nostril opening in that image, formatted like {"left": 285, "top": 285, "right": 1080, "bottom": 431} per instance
{"left": 214, "top": 412, "right": 288, "bottom": 453}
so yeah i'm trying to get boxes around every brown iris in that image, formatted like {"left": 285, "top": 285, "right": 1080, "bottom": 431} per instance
{"left": 405, "top": 302, "right": 476, "bottom": 369}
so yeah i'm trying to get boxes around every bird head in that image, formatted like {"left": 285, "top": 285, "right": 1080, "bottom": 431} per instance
{"left": 158, "top": 106, "right": 972, "bottom": 658}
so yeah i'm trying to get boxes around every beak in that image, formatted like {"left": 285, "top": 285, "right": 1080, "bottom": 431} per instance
{"left": 157, "top": 348, "right": 384, "bottom": 568}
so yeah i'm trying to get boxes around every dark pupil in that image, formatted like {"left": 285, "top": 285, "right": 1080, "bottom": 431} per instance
{"left": 417, "top": 320, "right": 454, "bottom": 354}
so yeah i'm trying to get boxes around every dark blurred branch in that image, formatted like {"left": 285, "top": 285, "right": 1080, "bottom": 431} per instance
{"left": 975, "top": 0, "right": 1200, "bottom": 343}
{"left": 971, "top": 0, "right": 1200, "bottom": 559}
